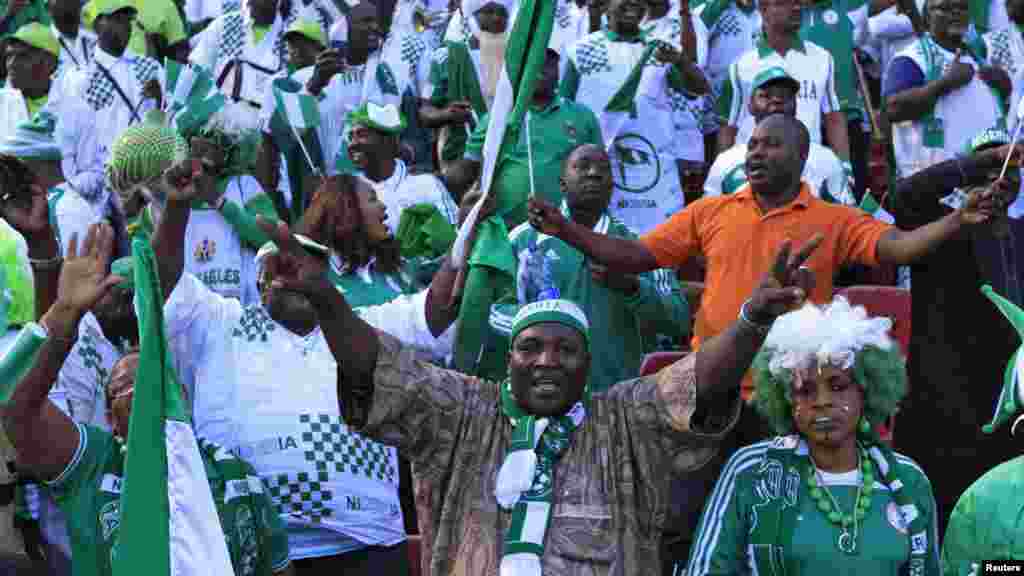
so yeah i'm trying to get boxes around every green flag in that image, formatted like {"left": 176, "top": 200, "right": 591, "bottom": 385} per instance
{"left": 450, "top": 0, "right": 556, "bottom": 379}
{"left": 112, "top": 237, "right": 234, "bottom": 576}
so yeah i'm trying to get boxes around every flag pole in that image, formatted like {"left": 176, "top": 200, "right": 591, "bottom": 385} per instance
{"left": 287, "top": 123, "right": 323, "bottom": 178}
{"left": 525, "top": 110, "right": 536, "bottom": 198}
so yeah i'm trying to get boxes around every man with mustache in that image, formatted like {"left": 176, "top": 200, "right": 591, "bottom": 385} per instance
{"left": 254, "top": 186, "right": 819, "bottom": 574}
{"left": 884, "top": 0, "right": 1007, "bottom": 178}
{"left": 562, "top": 0, "right": 709, "bottom": 234}
{"left": 490, "top": 143, "right": 688, "bottom": 394}
{"left": 704, "top": 66, "right": 853, "bottom": 205}
{"left": 418, "top": 0, "right": 513, "bottom": 173}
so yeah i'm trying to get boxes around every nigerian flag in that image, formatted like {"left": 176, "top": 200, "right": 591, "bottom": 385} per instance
{"left": 164, "top": 59, "right": 226, "bottom": 137}
{"left": 112, "top": 237, "right": 233, "bottom": 576}
{"left": 859, "top": 191, "right": 895, "bottom": 224}
{"left": 450, "top": 0, "right": 555, "bottom": 380}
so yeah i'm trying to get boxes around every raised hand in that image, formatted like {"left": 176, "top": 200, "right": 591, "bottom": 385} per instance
{"left": 154, "top": 159, "right": 214, "bottom": 205}
{"left": 54, "top": 223, "right": 122, "bottom": 315}
{"left": 308, "top": 49, "right": 346, "bottom": 95}
{"left": 0, "top": 183, "right": 49, "bottom": 241}
{"left": 527, "top": 197, "right": 569, "bottom": 237}
{"left": 746, "top": 235, "right": 823, "bottom": 325}
{"left": 961, "top": 178, "right": 1015, "bottom": 225}
{"left": 255, "top": 217, "right": 329, "bottom": 298}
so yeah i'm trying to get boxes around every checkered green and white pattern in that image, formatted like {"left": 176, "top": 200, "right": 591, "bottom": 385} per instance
{"left": 299, "top": 414, "right": 397, "bottom": 484}
{"left": 264, "top": 470, "right": 335, "bottom": 523}
{"left": 400, "top": 35, "right": 428, "bottom": 68}
{"left": 217, "top": 12, "right": 247, "bottom": 65}
{"left": 575, "top": 38, "right": 612, "bottom": 75}
{"left": 231, "top": 306, "right": 278, "bottom": 343}
{"left": 83, "top": 56, "right": 161, "bottom": 112}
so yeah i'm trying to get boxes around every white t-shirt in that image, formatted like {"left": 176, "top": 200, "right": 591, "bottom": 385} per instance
{"left": 366, "top": 159, "right": 458, "bottom": 234}
{"left": 163, "top": 273, "right": 451, "bottom": 558}
{"left": 723, "top": 39, "right": 840, "bottom": 145}
{"left": 703, "top": 141, "right": 854, "bottom": 206}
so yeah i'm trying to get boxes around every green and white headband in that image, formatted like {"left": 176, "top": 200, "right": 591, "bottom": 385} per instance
{"left": 510, "top": 299, "right": 590, "bottom": 346}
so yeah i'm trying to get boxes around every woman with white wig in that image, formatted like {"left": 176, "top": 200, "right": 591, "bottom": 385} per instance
{"left": 687, "top": 298, "right": 941, "bottom": 576}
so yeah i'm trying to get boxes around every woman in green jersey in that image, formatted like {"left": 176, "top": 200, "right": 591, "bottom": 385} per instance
{"left": 688, "top": 297, "right": 941, "bottom": 576}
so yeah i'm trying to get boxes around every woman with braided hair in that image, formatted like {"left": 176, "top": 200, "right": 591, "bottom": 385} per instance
{"left": 296, "top": 173, "right": 436, "bottom": 308}
{"left": 688, "top": 298, "right": 941, "bottom": 576}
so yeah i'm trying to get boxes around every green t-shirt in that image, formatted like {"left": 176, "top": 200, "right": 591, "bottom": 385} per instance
{"left": 491, "top": 212, "right": 689, "bottom": 392}
{"left": 799, "top": 0, "right": 866, "bottom": 119}
{"left": 0, "top": 0, "right": 49, "bottom": 38}
{"left": 463, "top": 98, "right": 604, "bottom": 228}
{"left": 49, "top": 423, "right": 290, "bottom": 576}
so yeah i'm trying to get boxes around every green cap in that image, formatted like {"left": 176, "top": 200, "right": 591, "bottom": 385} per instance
{"left": 347, "top": 102, "right": 406, "bottom": 135}
{"left": 9, "top": 22, "right": 59, "bottom": 58}
{"left": 283, "top": 19, "right": 326, "bottom": 48}
{"left": 510, "top": 299, "right": 590, "bottom": 347}
{"left": 0, "top": 111, "right": 61, "bottom": 161}
{"left": 752, "top": 66, "right": 801, "bottom": 94}
{"left": 982, "top": 285, "right": 1024, "bottom": 434}
{"left": 110, "top": 257, "right": 134, "bottom": 290}
{"left": 88, "top": 0, "right": 137, "bottom": 19}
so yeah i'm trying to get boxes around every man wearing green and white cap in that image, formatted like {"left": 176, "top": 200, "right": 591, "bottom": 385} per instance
{"left": 250, "top": 200, "right": 821, "bottom": 573}
{"left": 704, "top": 66, "right": 854, "bottom": 205}
{"left": 346, "top": 101, "right": 457, "bottom": 234}
{"left": 55, "top": 0, "right": 162, "bottom": 216}
{"left": 0, "top": 22, "right": 57, "bottom": 142}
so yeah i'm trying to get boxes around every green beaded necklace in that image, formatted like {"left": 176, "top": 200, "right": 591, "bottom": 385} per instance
{"left": 806, "top": 445, "right": 875, "bottom": 555}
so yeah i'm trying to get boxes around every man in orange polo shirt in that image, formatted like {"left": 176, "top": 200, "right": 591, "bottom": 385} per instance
{"left": 527, "top": 114, "right": 1002, "bottom": 398}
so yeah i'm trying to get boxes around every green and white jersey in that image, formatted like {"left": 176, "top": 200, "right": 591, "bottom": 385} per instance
{"left": 799, "top": 0, "right": 869, "bottom": 119}
{"left": 695, "top": 0, "right": 761, "bottom": 105}
{"left": 688, "top": 437, "right": 941, "bottom": 576}
{"left": 50, "top": 313, "right": 123, "bottom": 431}
{"left": 48, "top": 423, "right": 290, "bottom": 576}
{"left": 163, "top": 274, "right": 406, "bottom": 559}
{"left": 328, "top": 254, "right": 423, "bottom": 309}
{"left": 889, "top": 36, "right": 1003, "bottom": 177}
{"left": 718, "top": 36, "right": 840, "bottom": 146}
{"left": 47, "top": 184, "right": 101, "bottom": 258}
{"left": 642, "top": 13, "right": 712, "bottom": 147}
{"left": 703, "top": 141, "right": 855, "bottom": 205}
{"left": 364, "top": 159, "right": 458, "bottom": 235}
{"left": 490, "top": 209, "right": 689, "bottom": 392}
{"left": 563, "top": 31, "right": 696, "bottom": 233}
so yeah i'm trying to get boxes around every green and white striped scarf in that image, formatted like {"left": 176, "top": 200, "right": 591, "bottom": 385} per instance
{"left": 495, "top": 379, "right": 586, "bottom": 576}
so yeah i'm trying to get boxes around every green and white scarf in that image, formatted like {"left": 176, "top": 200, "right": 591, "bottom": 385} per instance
{"left": 495, "top": 379, "right": 586, "bottom": 576}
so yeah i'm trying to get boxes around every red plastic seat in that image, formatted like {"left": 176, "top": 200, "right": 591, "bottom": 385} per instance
{"left": 835, "top": 286, "right": 912, "bottom": 444}
{"left": 407, "top": 534, "right": 422, "bottom": 576}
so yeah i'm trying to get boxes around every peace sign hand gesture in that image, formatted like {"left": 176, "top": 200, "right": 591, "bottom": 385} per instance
{"left": 744, "top": 235, "right": 823, "bottom": 327}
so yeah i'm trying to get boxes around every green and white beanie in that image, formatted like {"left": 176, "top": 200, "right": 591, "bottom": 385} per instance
{"left": 509, "top": 299, "right": 590, "bottom": 347}
{"left": 105, "top": 110, "right": 189, "bottom": 198}
{"left": 982, "top": 285, "right": 1024, "bottom": 434}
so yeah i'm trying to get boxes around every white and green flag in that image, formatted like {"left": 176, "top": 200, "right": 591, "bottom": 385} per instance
{"left": 164, "top": 59, "right": 226, "bottom": 136}
{"left": 111, "top": 237, "right": 233, "bottom": 576}
{"left": 859, "top": 191, "right": 895, "bottom": 224}
{"left": 450, "top": 0, "right": 556, "bottom": 268}
{"left": 273, "top": 84, "right": 321, "bottom": 131}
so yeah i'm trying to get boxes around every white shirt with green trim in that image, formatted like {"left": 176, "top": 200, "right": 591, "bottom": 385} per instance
{"left": 703, "top": 141, "right": 854, "bottom": 205}
{"left": 889, "top": 37, "right": 1002, "bottom": 177}
{"left": 723, "top": 38, "right": 840, "bottom": 145}
{"left": 364, "top": 159, "right": 458, "bottom": 235}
